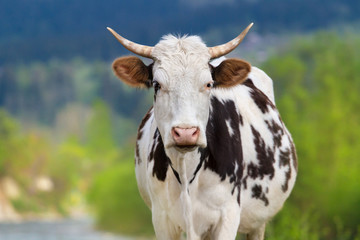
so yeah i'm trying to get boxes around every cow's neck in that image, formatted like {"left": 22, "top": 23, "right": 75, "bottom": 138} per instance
{"left": 167, "top": 149, "right": 202, "bottom": 185}
{"left": 167, "top": 149, "right": 201, "bottom": 239}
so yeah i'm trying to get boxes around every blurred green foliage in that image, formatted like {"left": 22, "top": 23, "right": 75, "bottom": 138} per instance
{"left": 261, "top": 32, "right": 360, "bottom": 239}
{"left": 0, "top": 31, "right": 359, "bottom": 239}
{"left": 0, "top": 58, "right": 151, "bottom": 125}
{"left": 0, "top": 100, "right": 136, "bottom": 216}
{"left": 0, "top": 109, "right": 68, "bottom": 213}
{"left": 87, "top": 158, "right": 153, "bottom": 235}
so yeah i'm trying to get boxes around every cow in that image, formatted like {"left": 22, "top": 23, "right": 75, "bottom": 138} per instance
{"left": 107, "top": 23, "right": 297, "bottom": 240}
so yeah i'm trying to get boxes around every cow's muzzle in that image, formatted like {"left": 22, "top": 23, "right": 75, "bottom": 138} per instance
{"left": 171, "top": 127, "right": 200, "bottom": 148}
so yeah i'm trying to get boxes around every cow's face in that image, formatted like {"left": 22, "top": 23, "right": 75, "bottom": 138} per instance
{"left": 109, "top": 25, "right": 252, "bottom": 153}
{"left": 149, "top": 36, "right": 213, "bottom": 151}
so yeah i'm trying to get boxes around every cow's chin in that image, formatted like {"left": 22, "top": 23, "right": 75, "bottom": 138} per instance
{"left": 166, "top": 142, "right": 207, "bottom": 154}
{"left": 174, "top": 145, "right": 199, "bottom": 153}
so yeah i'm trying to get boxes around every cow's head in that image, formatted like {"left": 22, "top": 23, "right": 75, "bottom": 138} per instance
{"left": 109, "top": 24, "right": 252, "bottom": 154}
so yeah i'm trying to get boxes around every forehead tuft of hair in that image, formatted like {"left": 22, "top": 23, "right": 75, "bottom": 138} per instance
{"left": 152, "top": 34, "right": 211, "bottom": 61}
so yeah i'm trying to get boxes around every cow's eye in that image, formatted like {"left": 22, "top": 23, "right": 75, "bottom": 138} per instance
{"left": 205, "top": 82, "right": 214, "bottom": 89}
{"left": 153, "top": 80, "right": 161, "bottom": 93}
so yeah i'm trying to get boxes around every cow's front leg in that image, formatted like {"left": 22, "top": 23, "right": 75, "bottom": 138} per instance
{"left": 212, "top": 207, "right": 241, "bottom": 240}
{"left": 152, "top": 208, "right": 182, "bottom": 240}
{"left": 246, "top": 223, "right": 266, "bottom": 240}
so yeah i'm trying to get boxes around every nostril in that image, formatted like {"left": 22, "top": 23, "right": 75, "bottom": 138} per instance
{"left": 172, "top": 128, "right": 180, "bottom": 137}
{"left": 192, "top": 128, "right": 200, "bottom": 136}
{"left": 172, "top": 127, "right": 200, "bottom": 146}
{"left": 174, "top": 130, "right": 180, "bottom": 137}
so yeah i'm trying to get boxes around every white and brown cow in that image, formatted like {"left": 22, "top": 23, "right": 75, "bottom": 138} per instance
{"left": 107, "top": 23, "right": 297, "bottom": 240}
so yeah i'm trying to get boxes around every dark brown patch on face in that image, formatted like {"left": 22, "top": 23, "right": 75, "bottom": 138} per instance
{"left": 251, "top": 184, "right": 269, "bottom": 206}
{"left": 243, "top": 79, "right": 276, "bottom": 114}
{"left": 248, "top": 125, "right": 275, "bottom": 180}
{"left": 135, "top": 107, "right": 153, "bottom": 164}
{"left": 148, "top": 129, "right": 170, "bottom": 182}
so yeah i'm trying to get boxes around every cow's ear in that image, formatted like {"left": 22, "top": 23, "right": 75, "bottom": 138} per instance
{"left": 112, "top": 56, "right": 152, "bottom": 88}
{"left": 212, "top": 58, "right": 251, "bottom": 87}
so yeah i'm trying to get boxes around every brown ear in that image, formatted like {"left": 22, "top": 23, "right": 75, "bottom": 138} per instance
{"left": 112, "top": 56, "right": 152, "bottom": 88}
{"left": 212, "top": 58, "right": 251, "bottom": 87}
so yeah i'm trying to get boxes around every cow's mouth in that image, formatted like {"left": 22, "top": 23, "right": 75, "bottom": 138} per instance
{"left": 174, "top": 144, "right": 198, "bottom": 152}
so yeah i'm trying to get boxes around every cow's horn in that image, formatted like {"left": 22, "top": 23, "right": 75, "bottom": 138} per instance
{"left": 107, "top": 27, "right": 154, "bottom": 58}
{"left": 208, "top": 23, "right": 253, "bottom": 59}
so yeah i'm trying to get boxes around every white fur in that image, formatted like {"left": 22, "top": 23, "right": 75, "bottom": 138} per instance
{"left": 248, "top": 66, "right": 275, "bottom": 104}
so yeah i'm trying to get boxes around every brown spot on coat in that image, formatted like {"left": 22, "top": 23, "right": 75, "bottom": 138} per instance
{"left": 291, "top": 141, "right": 298, "bottom": 171}
{"left": 265, "top": 119, "right": 284, "bottom": 148}
{"left": 137, "top": 107, "right": 153, "bottom": 140}
{"left": 251, "top": 184, "right": 269, "bottom": 206}
{"left": 243, "top": 79, "right": 276, "bottom": 114}
{"left": 135, "top": 107, "right": 153, "bottom": 164}
{"left": 200, "top": 97, "right": 244, "bottom": 204}
{"left": 249, "top": 125, "right": 275, "bottom": 180}
{"left": 148, "top": 129, "right": 170, "bottom": 181}
{"left": 135, "top": 143, "right": 140, "bottom": 164}
{"left": 279, "top": 148, "right": 292, "bottom": 192}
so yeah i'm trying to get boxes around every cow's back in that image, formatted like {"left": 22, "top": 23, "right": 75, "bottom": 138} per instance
{"left": 248, "top": 66, "right": 275, "bottom": 104}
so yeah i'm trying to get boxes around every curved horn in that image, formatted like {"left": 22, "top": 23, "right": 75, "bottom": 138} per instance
{"left": 107, "top": 27, "right": 154, "bottom": 58}
{"left": 208, "top": 23, "right": 253, "bottom": 59}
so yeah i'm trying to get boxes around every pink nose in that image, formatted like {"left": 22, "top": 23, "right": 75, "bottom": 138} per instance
{"left": 171, "top": 127, "right": 200, "bottom": 146}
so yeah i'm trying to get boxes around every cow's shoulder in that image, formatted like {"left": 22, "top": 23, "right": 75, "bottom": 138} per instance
{"left": 247, "top": 66, "right": 275, "bottom": 104}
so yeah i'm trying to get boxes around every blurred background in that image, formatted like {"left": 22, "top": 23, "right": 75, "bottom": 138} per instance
{"left": 0, "top": 0, "right": 359, "bottom": 239}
